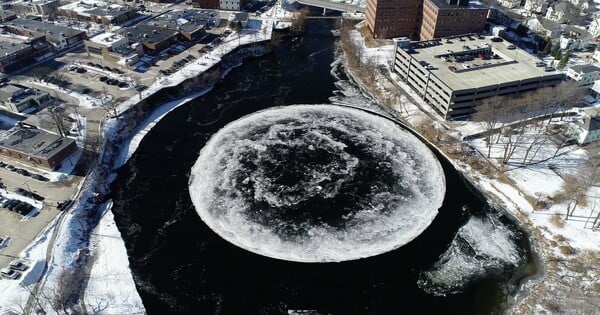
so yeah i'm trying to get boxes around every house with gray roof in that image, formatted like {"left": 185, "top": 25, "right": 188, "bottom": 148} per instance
{"left": 566, "top": 65, "right": 600, "bottom": 87}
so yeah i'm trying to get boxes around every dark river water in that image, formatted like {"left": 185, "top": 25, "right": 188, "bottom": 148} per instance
{"left": 110, "top": 20, "right": 537, "bottom": 314}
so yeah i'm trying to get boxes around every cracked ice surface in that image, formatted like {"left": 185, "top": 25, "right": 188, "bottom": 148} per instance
{"left": 189, "top": 104, "right": 445, "bottom": 262}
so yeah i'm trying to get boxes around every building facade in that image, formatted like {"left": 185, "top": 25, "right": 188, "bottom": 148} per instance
{"left": 365, "top": 0, "right": 423, "bottom": 39}
{"left": 577, "top": 108, "right": 600, "bottom": 144}
{"left": 192, "top": 0, "right": 220, "bottom": 9}
{"left": 392, "top": 35, "right": 564, "bottom": 119}
{"left": 0, "top": 41, "right": 37, "bottom": 73}
{"left": 366, "top": 0, "right": 488, "bottom": 40}
{"left": 420, "top": 0, "right": 488, "bottom": 40}
{"left": 219, "top": 0, "right": 249, "bottom": 11}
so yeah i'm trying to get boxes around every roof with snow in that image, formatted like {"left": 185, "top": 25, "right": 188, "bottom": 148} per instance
{"left": 569, "top": 64, "right": 600, "bottom": 74}
{"left": 0, "top": 127, "right": 76, "bottom": 160}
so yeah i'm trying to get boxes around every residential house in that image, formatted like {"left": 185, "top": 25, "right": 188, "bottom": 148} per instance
{"left": 559, "top": 26, "right": 591, "bottom": 50}
{"left": 524, "top": 0, "right": 548, "bottom": 15}
{"left": 545, "top": 2, "right": 579, "bottom": 24}
{"left": 566, "top": 65, "right": 600, "bottom": 87}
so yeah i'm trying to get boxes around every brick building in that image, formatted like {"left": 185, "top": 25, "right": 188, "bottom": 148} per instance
{"left": 0, "top": 127, "right": 77, "bottom": 170}
{"left": 192, "top": 0, "right": 220, "bottom": 9}
{"left": 365, "top": 0, "right": 422, "bottom": 39}
{"left": 420, "top": 0, "right": 488, "bottom": 40}
{"left": 365, "top": 0, "right": 489, "bottom": 40}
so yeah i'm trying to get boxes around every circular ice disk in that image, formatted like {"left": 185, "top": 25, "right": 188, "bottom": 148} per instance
{"left": 189, "top": 105, "right": 445, "bottom": 262}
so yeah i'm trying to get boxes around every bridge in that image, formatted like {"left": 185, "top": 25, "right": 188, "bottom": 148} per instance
{"left": 294, "top": 0, "right": 365, "bottom": 13}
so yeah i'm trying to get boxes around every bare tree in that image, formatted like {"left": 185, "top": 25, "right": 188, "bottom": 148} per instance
{"left": 559, "top": 165, "right": 600, "bottom": 219}
{"left": 472, "top": 96, "right": 509, "bottom": 158}
{"left": 49, "top": 106, "right": 68, "bottom": 137}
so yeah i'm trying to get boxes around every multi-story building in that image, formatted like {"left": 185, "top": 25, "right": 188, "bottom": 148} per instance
{"left": 392, "top": 35, "right": 564, "bottom": 119}
{"left": 219, "top": 0, "right": 249, "bottom": 11}
{"left": 192, "top": 0, "right": 220, "bottom": 9}
{"left": 566, "top": 65, "right": 600, "bottom": 87}
{"left": 0, "top": 126, "right": 77, "bottom": 170}
{"left": 366, "top": 0, "right": 489, "bottom": 40}
{"left": 365, "top": 0, "right": 423, "bottom": 39}
{"left": 420, "top": 0, "right": 488, "bottom": 40}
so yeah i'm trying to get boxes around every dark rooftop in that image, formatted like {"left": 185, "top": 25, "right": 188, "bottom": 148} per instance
{"left": 0, "top": 40, "right": 32, "bottom": 59}
{"left": 0, "top": 127, "right": 76, "bottom": 160}
{"left": 4, "top": 19, "right": 85, "bottom": 38}
{"left": 121, "top": 24, "right": 178, "bottom": 45}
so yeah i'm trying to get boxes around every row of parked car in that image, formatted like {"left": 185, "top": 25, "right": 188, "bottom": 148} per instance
{"left": 68, "top": 65, "right": 87, "bottom": 74}
{"left": 98, "top": 76, "right": 129, "bottom": 89}
{"left": 0, "top": 196, "right": 35, "bottom": 216}
{"left": 86, "top": 62, "right": 125, "bottom": 75}
{"left": 0, "top": 161, "right": 50, "bottom": 182}
{"left": 159, "top": 55, "right": 197, "bottom": 75}
{"left": 14, "top": 188, "right": 44, "bottom": 202}
{"left": 1, "top": 260, "right": 29, "bottom": 280}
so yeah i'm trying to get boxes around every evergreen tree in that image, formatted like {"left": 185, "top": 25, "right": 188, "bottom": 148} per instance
{"left": 543, "top": 39, "right": 552, "bottom": 55}
{"left": 552, "top": 46, "right": 562, "bottom": 59}
{"left": 559, "top": 50, "right": 571, "bottom": 69}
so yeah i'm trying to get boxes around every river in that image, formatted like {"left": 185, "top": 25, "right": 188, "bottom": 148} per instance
{"left": 110, "top": 19, "right": 537, "bottom": 314}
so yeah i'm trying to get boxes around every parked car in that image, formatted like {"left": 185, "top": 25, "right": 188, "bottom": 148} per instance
{"left": 5, "top": 199, "right": 19, "bottom": 210}
{"left": 31, "top": 174, "right": 49, "bottom": 182}
{"left": 99, "top": 76, "right": 108, "bottom": 82}
{"left": 15, "top": 168, "right": 30, "bottom": 176}
{"left": 0, "top": 268, "right": 20, "bottom": 279}
{"left": 9, "top": 261, "right": 28, "bottom": 271}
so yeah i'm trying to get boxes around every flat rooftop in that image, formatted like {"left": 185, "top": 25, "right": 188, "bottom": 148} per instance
{"left": 0, "top": 127, "right": 75, "bottom": 160}
{"left": 0, "top": 40, "right": 31, "bottom": 58}
{"left": 403, "top": 35, "right": 561, "bottom": 91}
{"left": 89, "top": 32, "right": 125, "bottom": 45}
{"left": 5, "top": 19, "right": 84, "bottom": 38}
{"left": 59, "top": 0, "right": 127, "bottom": 17}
